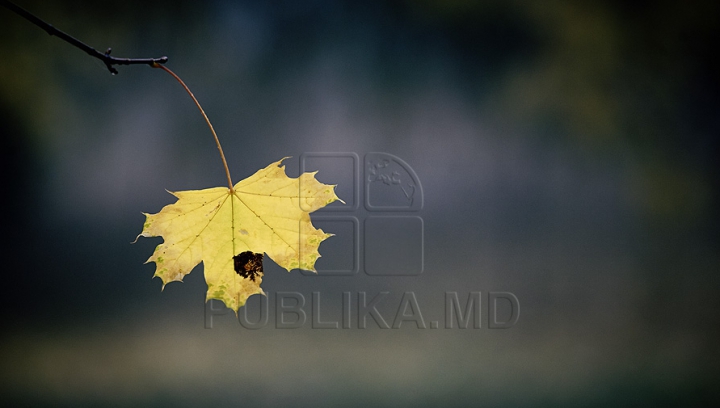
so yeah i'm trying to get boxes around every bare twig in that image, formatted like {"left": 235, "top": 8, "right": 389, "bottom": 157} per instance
{"left": 1, "top": 0, "right": 168, "bottom": 74}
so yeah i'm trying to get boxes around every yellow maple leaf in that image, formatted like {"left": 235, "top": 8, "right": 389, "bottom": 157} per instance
{"left": 138, "top": 158, "right": 342, "bottom": 312}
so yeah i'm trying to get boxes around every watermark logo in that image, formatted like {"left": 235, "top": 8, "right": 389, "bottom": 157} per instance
{"left": 300, "top": 152, "right": 424, "bottom": 276}
{"left": 205, "top": 291, "right": 520, "bottom": 329}
{"left": 205, "top": 152, "right": 519, "bottom": 329}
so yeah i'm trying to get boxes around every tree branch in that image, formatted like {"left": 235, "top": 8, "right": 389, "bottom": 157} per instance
{"left": 1, "top": 0, "right": 168, "bottom": 74}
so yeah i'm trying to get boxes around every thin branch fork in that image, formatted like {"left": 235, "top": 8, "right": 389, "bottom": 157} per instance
{"left": 2, "top": 1, "right": 233, "bottom": 184}
{"left": 1, "top": 0, "right": 168, "bottom": 74}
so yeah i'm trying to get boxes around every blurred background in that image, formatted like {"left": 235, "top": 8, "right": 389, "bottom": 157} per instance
{"left": 1, "top": 0, "right": 718, "bottom": 406}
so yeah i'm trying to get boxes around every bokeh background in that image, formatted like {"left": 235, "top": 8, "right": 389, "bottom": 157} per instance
{"left": 1, "top": 0, "right": 719, "bottom": 406}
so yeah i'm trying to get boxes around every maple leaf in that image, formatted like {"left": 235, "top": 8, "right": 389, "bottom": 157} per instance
{"left": 138, "top": 158, "right": 342, "bottom": 312}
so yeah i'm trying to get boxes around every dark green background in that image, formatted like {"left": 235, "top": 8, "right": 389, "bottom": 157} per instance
{"left": 1, "top": 0, "right": 718, "bottom": 406}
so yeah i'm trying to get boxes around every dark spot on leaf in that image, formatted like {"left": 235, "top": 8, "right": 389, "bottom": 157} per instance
{"left": 233, "top": 251, "right": 264, "bottom": 282}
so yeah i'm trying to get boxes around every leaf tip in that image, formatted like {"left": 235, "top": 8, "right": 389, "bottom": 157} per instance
{"left": 331, "top": 186, "right": 346, "bottom": 204}
{"left": 273, "top": 156, "right": 292, "bottom": 169}
{"left": 155, "top": 277, "right": 166, "bottom": 291}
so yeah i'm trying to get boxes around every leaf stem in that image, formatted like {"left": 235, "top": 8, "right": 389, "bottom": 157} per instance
{"left": 154, "top": 63, "right": 234, "bottom": 191}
